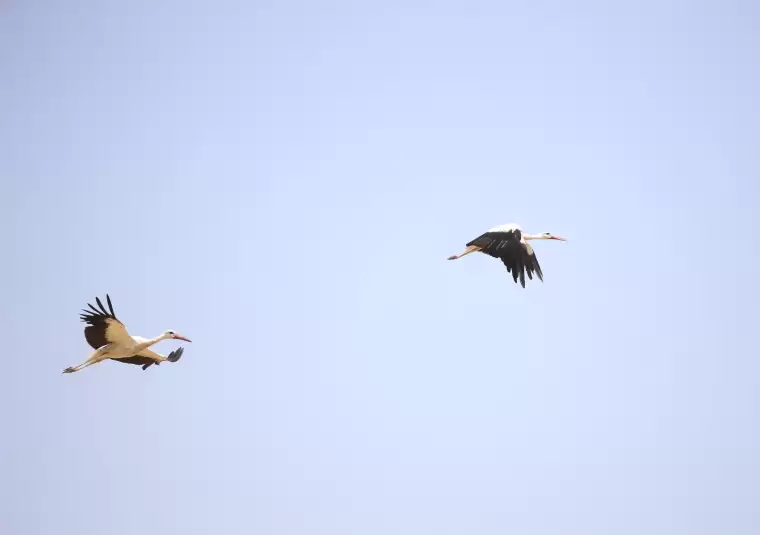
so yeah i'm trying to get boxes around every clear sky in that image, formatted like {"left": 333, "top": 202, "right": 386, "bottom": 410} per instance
{"left": 2, "top": 0, "right": 759, "bottom": 533}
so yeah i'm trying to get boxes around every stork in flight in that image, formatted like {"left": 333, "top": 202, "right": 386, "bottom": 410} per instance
{"left": 447, "top": 223, "right": 566, "bottom": 287}
{"left": 62, "top": 294, "right": 191, "bottom": 374}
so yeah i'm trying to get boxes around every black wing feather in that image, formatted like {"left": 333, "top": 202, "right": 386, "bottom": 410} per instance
{"left": 95, "top": 297, "right": 109, "bottom": 315}
{"left": 465, "top": 230, "right": 543, "bottom": 288}
{"left": 113, "top": 356, "right": 157, "bottom": 369}
{"left": 167, "top": 347, "right": 184, "bottom": 363}
{"left": 80, "top": 294, "right": 121, "bottom": 350}
{"left": 525, "top": 251, "right": 543, "bottom": 283}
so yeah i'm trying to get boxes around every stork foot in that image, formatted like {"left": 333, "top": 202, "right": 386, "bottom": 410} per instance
{"left": 62, "top": 367, "right": 76, "bottom": 374}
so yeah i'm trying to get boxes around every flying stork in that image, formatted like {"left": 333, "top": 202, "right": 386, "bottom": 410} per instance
{"left": 447, "top": 223, "right": 566, "bottom": 287}
{"left": 62, "top": 294, "right": 191, "bottom": 374}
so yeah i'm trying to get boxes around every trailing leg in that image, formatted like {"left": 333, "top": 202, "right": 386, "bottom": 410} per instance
{"left": 447, "top": 245, "right": 481, "bottom": 260}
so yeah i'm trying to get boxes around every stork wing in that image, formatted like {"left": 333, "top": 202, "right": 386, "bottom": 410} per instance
{"left": 114, "top": 347, "right": 184, "bottom": 371}
{"left": 466, "top": 228, "right": 522, "bottom": 252}
{"left": 79, "top": 294, "right": 132, "bottom": 349}
{"left": 113, "top": 356, "right": 158, "bottom": 369}
{"left": 138, "top": 347, "right": 184, "bottom": 370}
{"left": 110, "top": 337, "right": 157, "bottom": 367}
{"left": 522, "top": 242, "right": 544, "bottom": 284}
{"left": 466, "top": 230, "right": 542, "bottom": 287}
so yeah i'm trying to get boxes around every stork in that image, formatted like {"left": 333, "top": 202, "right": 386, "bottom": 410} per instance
{"left": 447, "top": 223, "right": 566, "bottom": 287}
{"left": 62, "top": 294, "right": 191, "bottom": 374}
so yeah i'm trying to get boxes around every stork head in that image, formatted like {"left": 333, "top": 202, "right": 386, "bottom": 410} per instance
{"left": 164, "top": 330, "right": 192, "bottom": 342}
{"left": 539, "top": 232, "right": 566, "bottom": 241}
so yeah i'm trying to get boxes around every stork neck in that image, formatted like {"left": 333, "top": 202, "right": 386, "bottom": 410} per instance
{"left": 523, "top": 234, "right": 542, "bottom": 241}
{"left": 133, "top": 334, "right": 168, "bottom": 351}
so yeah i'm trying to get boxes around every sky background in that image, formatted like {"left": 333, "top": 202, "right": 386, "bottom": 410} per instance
{"left": 1, "top": 0, "right": 759, "bottom": 533}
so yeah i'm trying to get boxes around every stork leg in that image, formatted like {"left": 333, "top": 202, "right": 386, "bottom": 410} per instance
{"left": 62, "top": 351, "right": 108, "bottom": 374}
{"left": 447, "top": 245, "right": 481, "bottom": 260}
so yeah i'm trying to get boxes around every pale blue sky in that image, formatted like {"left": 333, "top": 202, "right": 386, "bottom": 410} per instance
{"left": 2, "top": 0, "right": 759, "bottom": 533}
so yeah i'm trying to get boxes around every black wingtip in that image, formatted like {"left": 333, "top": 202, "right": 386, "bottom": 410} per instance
{"left": 167, "top": 347, "right": 184, "bottom": 363}
{"left": 81, "top": 295, "right": 117, "bottom": 322}
{"left": 96, "top": 296, "right": 111, "bottom": 316}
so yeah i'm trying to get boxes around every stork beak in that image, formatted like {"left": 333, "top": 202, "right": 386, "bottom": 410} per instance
{"left": 552, "top": 235, "right": 567, "bottom": 241}
{"left": 175, "top": 335, "right": 192, "bottom": 343}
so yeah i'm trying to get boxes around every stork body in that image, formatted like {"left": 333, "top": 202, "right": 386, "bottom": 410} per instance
{"left": 447, "top": 223, "right": 566, "bottom": 287}
{"left": 62, "top": 295, "right": 191, "bottom": 374}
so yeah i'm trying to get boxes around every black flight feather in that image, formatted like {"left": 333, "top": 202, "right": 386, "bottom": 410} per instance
{"left": 465, "top": 229, "right": 544, "bottom": 288}
{"left": 80, "top": 294, "right": 122, "bottom": 350}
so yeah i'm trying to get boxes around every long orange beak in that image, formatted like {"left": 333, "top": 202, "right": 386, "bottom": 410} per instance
{"left": 552, "top": 235, "right": 567, "bottom": 241}
{"left": 175, "top": 335, "right": 192, "bottom": 343}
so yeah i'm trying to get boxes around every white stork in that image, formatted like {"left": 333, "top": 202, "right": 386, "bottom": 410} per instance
{"left": 62, "top": 294, "right": 191, "bottom": 374}
{"left": 447, "top": 223, "right": 566, "bottom": 287}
